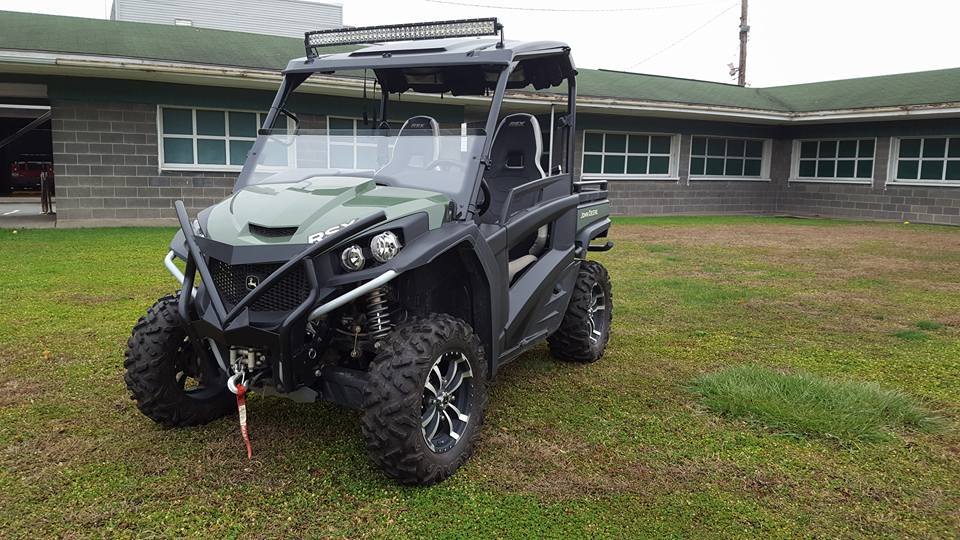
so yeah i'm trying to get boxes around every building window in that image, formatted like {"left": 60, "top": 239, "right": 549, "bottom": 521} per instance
{"left": 892, "top": 137, "right": 960, "bottom": 184}
{"left": 793, "top": 139, "right": 874, "bottom": 182}
{"left": 582, "top": 131, "right": 676, "bottom": 178}
{"left": 159, "top": 107, "right": 284, "bottom": 170}
{"left": 689, "top": 136, "right": 768, "bottom": 179}
{"left": 327, "top": 116, "right": 382, "bottom": 170}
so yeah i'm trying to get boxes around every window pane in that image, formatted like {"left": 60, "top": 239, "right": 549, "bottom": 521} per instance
{"left": 229, "top": 112, "right": 257, "bottom": 137}
{"left": 725, "top": 158, "right": 744, "bottom": 176}
{"left": 707, "top": 138, "right": 725, "bottom": 156}
{"left": 800, "top": 141, "right": 817, "bottom": 158}
{"left": 923, "top": 138, "right": 946, "bottom": 158}
{"left": 583, "top": 154, "right": 602, "bottom": 173}
{"left": 856, "top": 160, "right": 873, "bottom": 179}
{"left": 262, "top": 143, "right": 288, "bottom": 167}
{"left": 818, "top": 140, "right": 837, "bottom": 158}
{"left": 920, "top": 160, "right": 944, "bottom": 180}
{"left": 836, "top": 159, "right": 855, "bottom": 177}
{"left": 817, "top": 160, "right": 835, "bottom": 177}
{"left": 859, "top": 139, "right": 874, "bottom": 158}
{"left": 628, "top": 135, "right": 649, "bottom": 154}
{"left": 798, "top": 160, "right": 816, "bottom": 177}
{"left": 691, "top": 137, "right": 706, "bottom": 155}
{"left": 897, "top": 159, "right": 919, "bottom": 179}
{"left": 626, "top": 155, "right": 647, "bottom": 174}
{"left": 649, "top": 156, "right": 669, "bottom": 174}
{"left": 946, "top": 161, "right": 960, "bottom": 181}
{"left": 163, "top": 137, "right": 193, "bottom": 164}
{"left": 706, "top": 157, "right": 725, "bottom": 175}
{"left": 197, "top": 139, "right": 226, "bottom": 164}
{"left": 726, "top": 139, "right": 745, "bottom": 157}
{"left": 650, "top": 136, "right": 671, "bottom": 154}
{"left": 605, "top": 134, "right": 626, "bottom": 153}
{"left": 838, "top": 140, "right": 857, "bottom": 158}
{"left": 949, "top": 139, "right": 960, "bottom": 158}
{"left": 229, "top": 140, "right": 254, "bottom": 165}
{"left": 196, "top": 110, "right": 225, "bottom": 136}
{"left": 330, "top": 145, "right": 353, "bottom": 168}
{"left": 743, "top": 159, "right": 762, "bottom": 177}
{"left": 745, "top": 140, "right": 763, "bottom": 158}
{"left": 162, "top": 108, "right": 192, "bottom": 135}
{"left": 603, "top": 154, "right": 625, "bottom": 174}
{"left": 690, "top": 157, "right": 705, "bottom": 175}
{"left": 357, "top": 146, "right": 378, "bottom": 169}
{"left": 328, "top": 117, "right": 355, "bottom": 132}
{"left": 899, "top": 139, "right": 922, "bottom": 158}
{"left": 584, "top": 132, "right": 603, "bottom": 152}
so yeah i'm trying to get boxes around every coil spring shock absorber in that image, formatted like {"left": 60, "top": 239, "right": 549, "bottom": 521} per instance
{"left": 365, "top": 286, "right": 392, "bottom": 345}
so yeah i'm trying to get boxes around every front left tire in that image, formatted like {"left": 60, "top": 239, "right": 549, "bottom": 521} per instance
{"left": 361, "top": 314, "right": 488, "bottom": 485}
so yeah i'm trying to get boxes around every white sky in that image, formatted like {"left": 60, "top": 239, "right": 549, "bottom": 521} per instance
{"left": 3, "top": 0, "right": 959, "bottom": 86}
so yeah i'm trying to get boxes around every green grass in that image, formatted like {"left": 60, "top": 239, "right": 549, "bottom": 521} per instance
{"left": 1, "top": 217, "right": 959, "bottom": 538}
{"left": 893, "top": 329, "right": 929, "bottom": 341}
{"left": 916, "top": 320, "right": 944, "bottom": 331}
{"left": 692, "top": 365, "right": 943, "bottom": 442}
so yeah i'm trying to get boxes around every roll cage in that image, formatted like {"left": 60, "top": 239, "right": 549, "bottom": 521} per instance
{"left": 243, "top": 30, "right": 578, "bottom": 222}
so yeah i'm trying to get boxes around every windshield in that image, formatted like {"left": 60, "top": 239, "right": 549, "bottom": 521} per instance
{"left": 235, "top": 128, "right": 485, "bottom": 208}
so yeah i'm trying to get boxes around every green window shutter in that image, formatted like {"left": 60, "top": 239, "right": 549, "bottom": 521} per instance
{"left": 583, "top": 154, "right": 602, "bottom": 173}
{"left": 605, "top": 134, "right": 626, "bottom": 153}
{"left": 584, "top": 132, "right": 603, "bottom": 152}
{"left": 920, "top": 160, "right": 944, "bottom": 180}
{"left": 626, "top": 155, "right": 648, "bottom": 174}
{"left": 229, "top": 140, "right": 254, "bottom": 165}
{"left": 162, "top": 108, "right": 192, "bottom": 135}
{"left": 603, "top": 155, "right": 625, "bottom": 174}
{"left": 229, "top": 112, "right": 257, "bottom": 137}
{"left": 648, "top": 156, "right": 670, "bottom": 175}
{"left": 163, "top": 138, "right": 193, "bottom": 164}
{"left": 649, "top": 136, "right": 671, "bottom": 154}
{"left": 197, "top": 139, "right": 226, "bottom": 165}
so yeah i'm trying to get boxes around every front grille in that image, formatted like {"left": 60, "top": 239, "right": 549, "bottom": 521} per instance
{"left": 209, "top": 258, "right": 310, "bottom": 312}
{"left": 249, "top": 223, "right": 299, "bottom": 238}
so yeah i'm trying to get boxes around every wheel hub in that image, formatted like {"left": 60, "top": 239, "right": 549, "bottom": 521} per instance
{"left": 586, "top": 283, "right": 606, "bottom": 345}
{"left": 420, "top": 351, "right": 473, "bottom": 453}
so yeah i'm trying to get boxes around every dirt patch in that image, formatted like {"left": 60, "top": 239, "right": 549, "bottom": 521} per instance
{"left": 57, "top": 293, "right": 130, "bottom": 305}
{"left": 0, "top": 377, "right": 48, "bottom": 407}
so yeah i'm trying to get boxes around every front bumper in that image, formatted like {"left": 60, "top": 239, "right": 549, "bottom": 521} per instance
{"left": 169, "top": 200, "right": 392, "bottom": 392}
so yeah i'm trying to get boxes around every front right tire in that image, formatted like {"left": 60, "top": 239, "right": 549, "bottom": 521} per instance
{"left": 361, "top": 314, "right": 488, "bottom": 485}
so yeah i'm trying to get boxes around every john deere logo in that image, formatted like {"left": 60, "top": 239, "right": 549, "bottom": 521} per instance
{"left": 245, "top": 275, "right": 260, "bottom": 290}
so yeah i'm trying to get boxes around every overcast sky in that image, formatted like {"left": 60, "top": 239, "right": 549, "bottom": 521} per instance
{"left": 3, "top": 0, "right": 959, "bottom": 87}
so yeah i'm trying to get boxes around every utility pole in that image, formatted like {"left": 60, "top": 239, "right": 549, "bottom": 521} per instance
{"left": 737, "top": 0, "right": 749, "bottom": 86}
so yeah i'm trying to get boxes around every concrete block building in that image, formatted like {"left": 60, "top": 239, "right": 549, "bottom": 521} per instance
{"left": 1, "top": 10, "right": 958, "bottom": 226}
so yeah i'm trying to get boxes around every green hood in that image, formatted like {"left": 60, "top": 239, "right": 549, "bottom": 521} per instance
{"left": 204, "top": 176, "right": 450, "bottom": 246}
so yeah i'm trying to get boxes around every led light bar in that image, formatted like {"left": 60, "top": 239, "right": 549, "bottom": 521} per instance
{"left": 305, "top": 17, "right": 500, "bottom": 54}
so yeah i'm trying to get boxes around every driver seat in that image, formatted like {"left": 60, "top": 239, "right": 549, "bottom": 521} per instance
{"left": 374, "top": 115, "right": 439, "bottom": 178}
{"left": 481, "top": 113, "right": 548, "bottom": 282}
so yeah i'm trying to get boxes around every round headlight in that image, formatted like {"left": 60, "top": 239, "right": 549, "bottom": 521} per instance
{"left": 340, "top": 244, "right": 365, "bottom": 271}
{"left": 370, "top": 231, "right": 402, "bottom": 263}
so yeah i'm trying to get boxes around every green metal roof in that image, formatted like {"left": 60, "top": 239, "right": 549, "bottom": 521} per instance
{"left": 1, "top": 10, "right": 959, "bottom": 114}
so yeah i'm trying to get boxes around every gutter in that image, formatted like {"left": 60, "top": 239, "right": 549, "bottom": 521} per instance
{"left": 1, "top": 49, "right": 959, "bottom": 124}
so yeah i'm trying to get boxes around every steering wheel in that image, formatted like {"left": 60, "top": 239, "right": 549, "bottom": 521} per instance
{"left": 426, "top": 159, "right": 466, "bottom": 173}
{"left": 476, "top": 179, "right": 491, "bottom": 216}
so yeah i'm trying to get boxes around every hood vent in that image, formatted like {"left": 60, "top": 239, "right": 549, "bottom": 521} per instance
{"left": 249, "top": 223, "right": 299, "bottom": 238}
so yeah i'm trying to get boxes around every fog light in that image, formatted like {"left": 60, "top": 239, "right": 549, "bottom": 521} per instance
{"left": 340, "top": 244, "right": 365, "bottom": 271}
{"left": 370, "top": 231, "right": 402, "bottom": 263}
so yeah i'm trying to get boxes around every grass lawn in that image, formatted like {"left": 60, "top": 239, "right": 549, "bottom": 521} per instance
{"left": 1, "top": 216, "right": 958, "bottom": 538}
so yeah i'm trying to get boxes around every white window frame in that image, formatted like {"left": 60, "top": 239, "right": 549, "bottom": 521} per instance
{"left": 688, "top": 135, "right": 772, "bottom": 181}
{"left": 326, "top": 116, "right": 382, "bottom": 170}
{"left": 887, "top": 136, "right": 960, "bottom": 187}
{"left": 157, "top": 105, "right": 280, "bottom": 172}
{"left": 580, "top": 130, "right": 681, "bottom": 181}
{"left": 789, "top": 138, "right": 876, "bottom": 185}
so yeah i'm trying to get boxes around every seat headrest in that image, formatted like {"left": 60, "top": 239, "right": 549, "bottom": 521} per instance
{"left": 489, "top": 113, "right": 545, "bottom": 179}
{"left": 386, "top": 115, "right": 439, "bottom": 169}
{"left": 399, "top": 115, "right": 439, "bottom": 135}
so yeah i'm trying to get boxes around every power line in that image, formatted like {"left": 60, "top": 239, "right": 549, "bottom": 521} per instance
{"left": 625, "top": 2, "right": 738, "bottom": 69}
{"left": 424, "top": 0, "right": 729, "bottom": 13}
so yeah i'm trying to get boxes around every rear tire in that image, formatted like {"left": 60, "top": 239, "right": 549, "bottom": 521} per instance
{"left": 548, "top": 260, "right": 613, "bottom": 362}
{"left": 361, "top": 314, "right": 488, "bottom": 485}
{"left": 124, "top": 294, "right": 233, "bottom": 427}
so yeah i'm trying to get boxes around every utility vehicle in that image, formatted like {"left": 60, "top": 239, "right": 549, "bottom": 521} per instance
{"left": 124, "top": 18, "right": 613, "bottom": 485}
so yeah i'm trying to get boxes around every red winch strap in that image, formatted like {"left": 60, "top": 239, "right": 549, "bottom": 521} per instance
{"left": 235, "top": 383, "right": 253, "bottom": 460}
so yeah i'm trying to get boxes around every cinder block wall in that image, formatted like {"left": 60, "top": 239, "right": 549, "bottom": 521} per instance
{"left": 51, "top": 101, "right": 235, "bottom": 226}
